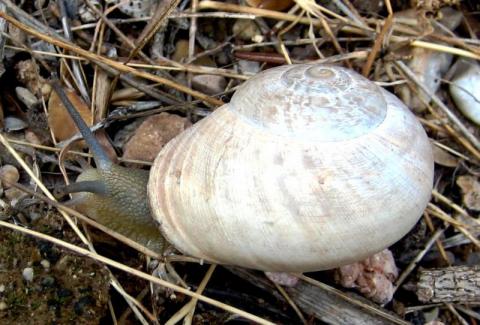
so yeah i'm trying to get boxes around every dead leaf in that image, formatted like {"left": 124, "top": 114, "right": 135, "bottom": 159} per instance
{"left": 48, "top": 89, "right": 93, "bottom": 143}
{"left": 456, "top": 175, "right": 480, "bottom": 211}
{"left": 432, "top": 144, "right": 459, "bottom": 167}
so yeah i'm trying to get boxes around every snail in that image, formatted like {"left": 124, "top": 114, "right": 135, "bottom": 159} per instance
{"left": 54, "top": 64, "right": 434, "bottom": 272}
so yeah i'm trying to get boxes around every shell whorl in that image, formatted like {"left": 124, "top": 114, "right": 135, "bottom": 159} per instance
{"left": 229, "top": 65, "right": 387, "bottom": 141}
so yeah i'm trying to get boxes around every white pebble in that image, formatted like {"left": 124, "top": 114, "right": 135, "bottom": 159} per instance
{"left": 0, "top": 301, "right": 7, "bottom": 311}
{"left": 22, "top": 267, "right": 34, "bottom": 282}
{"left": 0, "top": 284, "right": 4, "bottom": 292}
{"left": 15, "top": 87, "right": 38, "bottom": 109}
{"left": 40, "top": 260, "right": 50, "bottom": 269}
{"left": 449, "top": 60, "right": 480, "bottom": 125}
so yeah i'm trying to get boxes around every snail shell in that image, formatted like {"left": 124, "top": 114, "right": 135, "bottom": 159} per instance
{"left": 148, "top": 64, "right": 434, "bottom": 272}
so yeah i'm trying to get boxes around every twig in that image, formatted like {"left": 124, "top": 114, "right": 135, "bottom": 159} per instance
{"left": 165, "top": 264, "right": 216, "bottom": 325}
{"left": 0, "top": 133, "right": 90, "bottom": 244}
{"left": 270, "top": 280, "right": 307, "bottom": 324}
{"left": 0, "top": 133, "right": 152, "bottom": 324}
{"left": 58, "top": 0, "right": 91, "bottom": 104}
{"left": 0, "top": 0, "right": 180, "bottom": 103}
{"left": 411, "top": 40, "right": 480, "bottom": 61}
{"left": 297, "top": 275, "right": 409, "bottom": 325}
{"left": 82, "top": 0, "right": 155, "bottom": 65}
{"left": 424, "top": 212, "right": 450, "bottom": 265}
{"left": 445, "top": 303, "right": 469, "bottom": 325}
{"left": 362, "top": 15, "right": 393, "bottom": 77}
{"left": 330, "top": 0, "right": 365, "bottom": 27}
{"left": 187, "top": 0, "right": 199, "bottom": 104}
{"left": 392, "top": 228, "right": 445, "bottom": 295}
{"left": 199, "top": 0, "right": 322, "bottom": 26}
{"left": 432, "top": 189, "right": 479, "bottom": 224}
{"left": 395, "top": 61, "right": 480, "bottom": 152}
{"left": 132, "top": 0, "right": 182, "bottom": 64}
{"left": 0, "top": 11, "right": 223, "bottom": 106}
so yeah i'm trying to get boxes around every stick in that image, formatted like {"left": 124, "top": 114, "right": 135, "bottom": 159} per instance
{"left": 395, "top": 61, "right": 480, "bottom": 152}
{"left": 417, "top": 265, "right": 480, "bottom": 303}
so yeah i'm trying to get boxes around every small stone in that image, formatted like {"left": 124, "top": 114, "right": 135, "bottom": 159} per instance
{"left": 233, "top": 19, "right": 261, "bottom": 41}
{"left": 252, "top": 34, "right": 264, "bottom": 43}
{"left": 0, "top": 284, "right": 5, "bottom": 292}
{"left": 192, "top": 75, "right": 227, "bottom": 95}
{"left": 41, "top": 276, "right": 56, "bottom": 288}
{"left": 78, "top": 0, "right": 101, "bottom": 22}
{"left": 4, "top": 187, "right": 27, "bottom": 205}
{"left": 0, "top": 165, "right": 20, "bottom": 189}
{"left": 40, "top": 259, "right": 50, "bottom": 269}
{"left": 172, "top": 40, "right": 216, "bottom": 66}
{"left": 22, "top": 267, "right": 34, "bottom": 282}
{"left": 0, "top": 301, "right": 7, "bottom": 311}
{"left": 335, "top": 249, "right": 398, "bottom": 304}
{"left": 16, "top": 87, "right": 39, "bottom": 109}
{"left": 24, "top": 130, "right": 43, "bottom": 145}
{"left": 449, "top": 60, "right": 480, "bottom": 125}
{"left": 122, "top": 113, "right": 191, "bottom": 163}
{"left": 4, "top": 116, "right": 28, "bottom": 132}
{"left": 238, "top": 60, "right": 261, "bottom": 75}
{"left": 265, "top": 272, "right": 299, "bottom": 287}
{"left": 172, "top": 40, "right": 189, "bottom": 62}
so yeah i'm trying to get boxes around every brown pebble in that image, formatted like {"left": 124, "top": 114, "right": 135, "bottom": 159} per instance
{"left": 4, "top": 187, "right": 27, "bottom": 204}
{"left": 122, "top": 113, "right": 191, "bottom": 163}
{"left": 0, "top": 165, "right": 20, "bottom": 189}
{"left": 192, "top": 75, "right": 227, "bottom": 95}
{"left": 25, "top": 130, "right": 43, "bottom": 145}
{"left": 335, "top": 249, "right": 398, "bottom": 304}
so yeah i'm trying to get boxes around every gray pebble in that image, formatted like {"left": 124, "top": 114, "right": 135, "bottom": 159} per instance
{"left": 22, "top": 267, "right": 34, "bottom": 282}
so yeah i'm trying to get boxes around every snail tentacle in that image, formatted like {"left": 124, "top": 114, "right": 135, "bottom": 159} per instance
{"left": 61, "top": 180, "right": 107, "bottom": 195}
{"left": 51, "top": 79, "right": 112, "bottom": 170}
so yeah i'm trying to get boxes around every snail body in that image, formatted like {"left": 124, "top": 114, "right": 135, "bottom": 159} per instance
{"left": 56, "top": 64, "right": 434, "bottom": 272}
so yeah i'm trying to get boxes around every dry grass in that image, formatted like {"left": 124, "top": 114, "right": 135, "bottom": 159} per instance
{"left": 0, "top": 0, "right": 479, "bottom": 323}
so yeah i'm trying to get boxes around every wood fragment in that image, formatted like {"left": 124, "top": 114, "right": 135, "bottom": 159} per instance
{"left": 228, "top": 267, "right": 408, "bottom": 325}
{"left": 417, "top": 266, "right": 480, "bottom": 303}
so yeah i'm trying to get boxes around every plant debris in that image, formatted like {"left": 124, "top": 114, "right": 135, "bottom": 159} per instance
{"left": 0, "top": 0, "right": 478, "bottom": 324}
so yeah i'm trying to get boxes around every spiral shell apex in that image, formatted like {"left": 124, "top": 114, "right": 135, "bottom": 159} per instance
{"left": 230, "top": 64, "right": 387, "bottom": 141}
{"left": 148, "top": 64, "right": 434, "bottom": 272}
